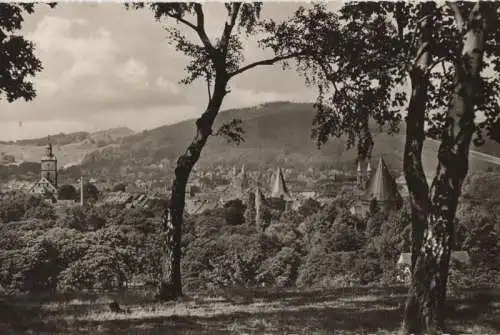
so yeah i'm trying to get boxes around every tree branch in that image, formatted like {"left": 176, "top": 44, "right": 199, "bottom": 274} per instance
{"left": 193, "top": 4, "right": 217, "bottom": 57}
{"left": 425, "top": 56, "right": 448, "bottom": 75}
{"left": 228, "top": 52, "right": 302, "bottom": 78}
{"left": 220, "top": 3, "right": 241, "bottom": 56}
{"left": 167, "top": 13, "right": 197, "bottom": 31}
{"left": 446, "top": 2, "right": 465, "bottom": 32}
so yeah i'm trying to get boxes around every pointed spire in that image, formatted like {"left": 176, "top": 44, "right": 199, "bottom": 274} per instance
{"left": 237, "top": 164, "right": 249, "bottom": 190}
{"left": 45, "top": 136, "right": 54, "bottom": 157}
{"left": 365, "top": 156, "right": 401, "bottom": 203}
{"left": 271, "top": 167, "right": 291, "bottom": 201}
{"left": 357, "top": 160, "right": 363, "bottom": 186}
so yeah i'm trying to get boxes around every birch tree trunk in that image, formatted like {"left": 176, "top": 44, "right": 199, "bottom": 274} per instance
{"left": 158, "top": 75, "right": 229, "bottom": 300}
{"left": 402, "top": 3, "right": 488, "bottom": 333}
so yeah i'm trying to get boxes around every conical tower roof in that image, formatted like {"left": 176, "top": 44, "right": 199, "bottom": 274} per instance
{"left": 237, "top": 164, "right": 249, "bottom": 190}
{"left": 271, "top": 167, "right": 291, "bottom": 201}
{"left": 364, "top": 157, "right": 401, "bottom": 203}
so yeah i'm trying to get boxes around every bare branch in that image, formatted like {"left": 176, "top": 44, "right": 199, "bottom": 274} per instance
{"left": 166, "top": 13, "right": 197, "bottom": 31}
{"left": 447, "top": 2, "right": 465, "bottom": 32}
{"left": 193, "top": 4, "right": 217, "bottom": 57}
{"left": 228, "top": 52, "right": 302, "bottom": 78}
{"left": 220, "top": 3, "right": 242, "bottom": 55}
{"left": 425, "top": 56, "right": 448, "bottom": 75}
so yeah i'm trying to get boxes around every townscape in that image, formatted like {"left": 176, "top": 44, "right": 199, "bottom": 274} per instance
{"left": 0, "top": 2, "right": 499, "bottom": 335}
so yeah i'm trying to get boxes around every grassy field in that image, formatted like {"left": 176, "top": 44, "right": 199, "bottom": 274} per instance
{"left": 0, "top": 286, "right": 498, "bottom": 334}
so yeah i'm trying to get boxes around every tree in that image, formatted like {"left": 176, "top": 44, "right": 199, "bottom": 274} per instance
{"left": 112, "top": 183, "right": 127, "bottom": 192}
{"left": 272, "top": 2, "right": 500, "bottom": 334}
{"left": 78, "top": 183, "right": 99, "bottom": 203}
{"left": 58, "top": 184, "right": 78, "bottom": 201}
{"left": 127, "top": 2, "right": 315, "bottom": 300}
{"left": 0, "top": 3, "right": 55, "bottom": 102}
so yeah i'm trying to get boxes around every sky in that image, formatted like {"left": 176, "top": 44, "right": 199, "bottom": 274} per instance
{"left": 0, "top": 2, "right": 343, "bottom": 141}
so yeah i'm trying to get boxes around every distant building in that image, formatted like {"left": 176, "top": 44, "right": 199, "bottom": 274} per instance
{"left": 350, "top": 157, "right": 402, "bottom": 217}
{"left": 270, "top": 167, "right": 292, "bottom": 202}
{"left": 40, "top": 138, "right": 58, "bottom": 188}
{"left": 220, "top": 165, "right": 250, "bottom": 204}
{"left": 30, "top": 138, "right": 58, "bottom": 198}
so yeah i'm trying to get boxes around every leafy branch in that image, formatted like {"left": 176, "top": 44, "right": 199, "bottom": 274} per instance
{"left": 214, "top": 118, "right": 245, "bottom": 145}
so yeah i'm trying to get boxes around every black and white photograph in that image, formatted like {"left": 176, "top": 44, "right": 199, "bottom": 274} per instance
{"left": 0, "top": 1, "right": 499, "bottom": 334}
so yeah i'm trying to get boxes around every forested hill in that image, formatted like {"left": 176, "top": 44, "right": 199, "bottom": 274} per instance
{"left": 79, "top": 101, "right": 500, "bottom": 177}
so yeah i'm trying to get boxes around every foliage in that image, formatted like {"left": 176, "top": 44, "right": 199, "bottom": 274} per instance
{"left": 78, "top": 183, "right": 99, "bottom": 202}
{"left": 354, "top": 248, "right": 383, "bottom": 285}
{"left": 111, "top": 183, "right": 127, "bottom": 192}
{"left": 58, "top": 184, "right": 78, "bottom": 201}
{"left": 0, "top": 193, "right": 27, "bottom": 222}
{"left": 223, "top": 199, "right": 246, "bottom": 225}
{"left": 0, "top": 3, "right": 47, "bottom": 103}
{"left": 22, "top": 198, "right": 56, "bottom": 221}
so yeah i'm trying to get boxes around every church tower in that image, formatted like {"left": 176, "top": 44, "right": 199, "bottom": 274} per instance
{"left": 41, "top": 137, "right": 58, "bottom": 188}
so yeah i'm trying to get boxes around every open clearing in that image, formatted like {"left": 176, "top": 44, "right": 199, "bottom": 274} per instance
{"left": 0, "top": 286, "right": 498, "bottom": 334}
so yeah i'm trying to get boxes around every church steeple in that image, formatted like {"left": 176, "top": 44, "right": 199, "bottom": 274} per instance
{"left": 356, "top": 160, "right": 363, "bottom": 186}
{"left": 41, "top": 136, "right": 58, "bottom": 187}
{"left": 271, "top": 167, "right": 291, "bottom": 201}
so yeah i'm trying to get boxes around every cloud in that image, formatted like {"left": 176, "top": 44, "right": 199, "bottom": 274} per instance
{"left": 225, "top": 87, "right": 315, "bottom": 109}
{"left": 23, "top": 14, "right": 188, "bottom": 117}
{"left": 0, "top": 3, "right": 329, "bottom": 140}
{"left": 155, "top": 76, "right": 180, "bottom": 95}
{"left": 30, "top": 16, "right": 118, "bottom": 84}
{"left": 116, "top": 58, "right": 149, "bottom": 87}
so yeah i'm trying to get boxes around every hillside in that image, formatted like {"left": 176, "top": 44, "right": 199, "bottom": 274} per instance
{"left": 0, "top": 127, "right": 135, "bottom": 168}
{"left": 80, "top": 102, "right": 500, "bottom": 180}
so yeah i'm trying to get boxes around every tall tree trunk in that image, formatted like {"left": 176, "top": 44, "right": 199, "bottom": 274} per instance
{"left": 401, "top": 3, "right": 435, "bottom": 331}
{"left": 402, "top": 2, "right": 434, "bottom": 273}
{"left": 158, "top": 76, "right": 228, "bottom": 300}
{"left": 402, "top": 3, "right": 487, "bottom": 334}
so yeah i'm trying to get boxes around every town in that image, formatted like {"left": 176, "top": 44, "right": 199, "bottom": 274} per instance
{"left": 0, "top": 2, "right": 499, "bottom": 335}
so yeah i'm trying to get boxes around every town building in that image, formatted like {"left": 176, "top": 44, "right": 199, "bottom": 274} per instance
{"left": 30, "top": 138, "right": 58, "bottom": 198}
{"left": 350, "top": 156, "right": 402, "bottom": 218}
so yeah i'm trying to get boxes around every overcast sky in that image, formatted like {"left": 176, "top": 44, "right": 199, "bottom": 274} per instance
{"left": 0, "top": 2, "right": 343, "bottom": 141}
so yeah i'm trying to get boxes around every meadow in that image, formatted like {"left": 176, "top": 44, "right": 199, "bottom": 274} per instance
{"left": 1, "top": 286, "right": 498, "bottom": 334}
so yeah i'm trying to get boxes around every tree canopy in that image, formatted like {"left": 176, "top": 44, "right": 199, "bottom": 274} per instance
{"left": 0, "top": 3, "right": 53, "bottom": 103}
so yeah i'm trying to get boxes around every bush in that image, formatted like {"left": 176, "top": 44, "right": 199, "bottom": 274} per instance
{"left": 353, "top": 248, "right": 383, "bottom": 285}
{"left": 57, "top": 244, "right": 132, "bottom": 291}
{"left": 0, "top": 239, "right": 61, "bottom": 294}
{"left": 58, "top": 184, "right": 78, "bottom": 201}
{"left": 223, "top": 199, "right": 246, "bottom": 225}
{"left": 297, "top": 250, "right": 356, "bottom": 288}
{"left": 0, "top": 194, "right": 27, "bottom": 223}
{"left": 259, "top": 246, "right": 301, "bottom": 287}
{"left": 112, "top": 183, "right": 127, "bottom": 192}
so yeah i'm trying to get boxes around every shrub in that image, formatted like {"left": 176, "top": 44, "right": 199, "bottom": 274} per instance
{"left": 297, "top": 249, "right": 356, "bottom": 287}
{"left": 353, "top": 248, "right": 383, "bottom": 285}
{"left": 58, "top": 184, "right": 78, "bottom": 201}
{"left": 223, "top": 199, "right": 246, "bottom": 225}
{"left": 112, "top": 183, "right": 127, "bottom": 192}
{"left": 259, "top": 246, "right": 301, "bottom": 287}
{"left": 0, "top": 239, "right": 61, "bottom": 294}
{"left": 57, "top": 244, "right": 133, "bottom": 292}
